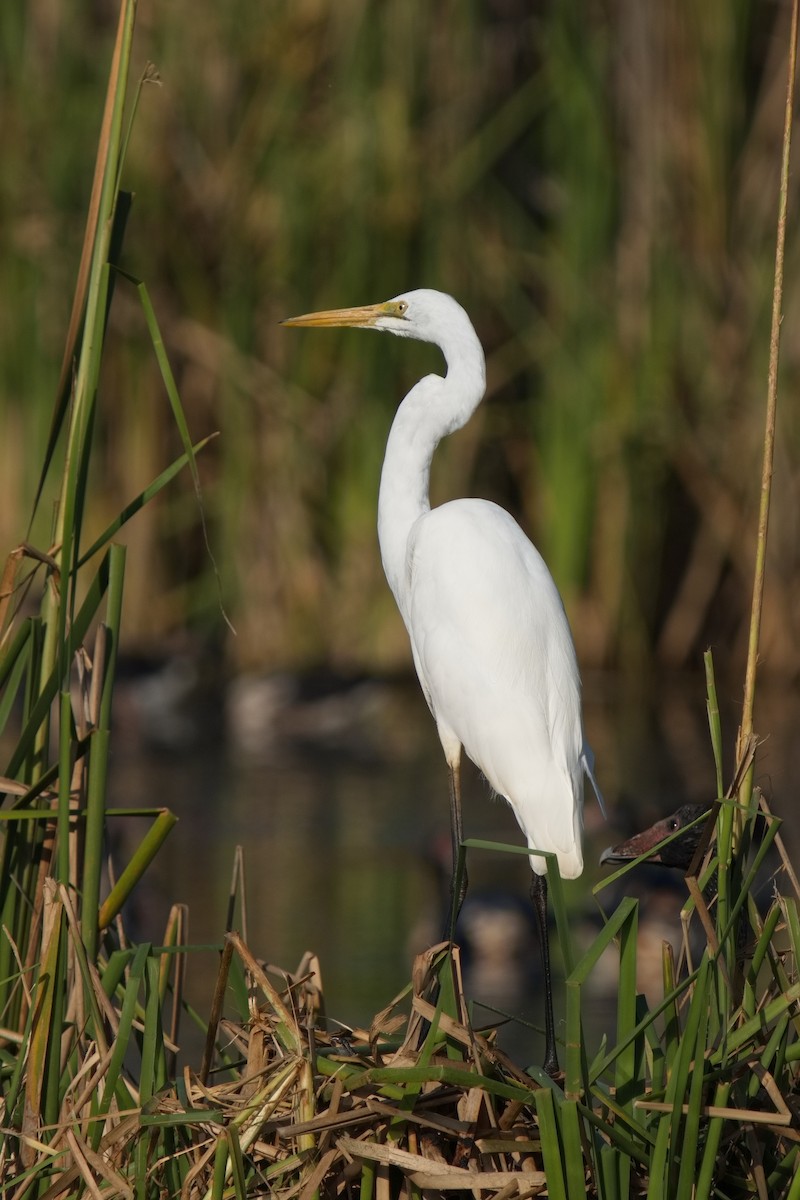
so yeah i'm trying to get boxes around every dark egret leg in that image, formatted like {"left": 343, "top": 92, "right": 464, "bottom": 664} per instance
{"left": 446, "top": 757, "right": 469, "bottom": 939}
{"left": 530, "top": 871, "right": 559, "bottom": 1077}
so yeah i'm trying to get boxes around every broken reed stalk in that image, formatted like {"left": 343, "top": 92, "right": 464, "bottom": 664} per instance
{"left": 736, "top": 0, "right": 798, "bottom": 799}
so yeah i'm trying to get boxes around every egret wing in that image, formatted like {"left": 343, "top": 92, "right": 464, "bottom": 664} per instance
{"left": 405, "top": 498, "right": 585, "bottom": 876}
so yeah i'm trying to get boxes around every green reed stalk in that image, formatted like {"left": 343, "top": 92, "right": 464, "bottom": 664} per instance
{"left": 36, "top": 0, "right": 136, "bottom": 755}
{"left": 82, "top": 542, "right": 125, "bottom": 959}
{"left": 737, "top": 0, "right": 798, "bottom": 779}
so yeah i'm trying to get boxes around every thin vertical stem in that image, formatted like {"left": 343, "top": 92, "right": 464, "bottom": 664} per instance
{"left": 82, "top": 543, "right": 125, "bottom": 959}
{"left": 738, "top": 0, "right": 799, "bottom": 757}
{"left": 36, "top": 0, "right": 137, "bottom": 758}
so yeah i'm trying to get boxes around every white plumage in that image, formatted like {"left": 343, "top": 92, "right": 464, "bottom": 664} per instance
{"left": 284, "top": 287, "right": 602, "bottom": 1073}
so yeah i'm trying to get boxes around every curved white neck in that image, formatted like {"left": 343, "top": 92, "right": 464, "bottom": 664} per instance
{"left": 377, "top": 327, "right": 486, "bottom": 612}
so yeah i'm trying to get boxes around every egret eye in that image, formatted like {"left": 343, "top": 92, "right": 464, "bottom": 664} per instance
{"left": 395, "top": 300, "right": 408, "bottom": 315}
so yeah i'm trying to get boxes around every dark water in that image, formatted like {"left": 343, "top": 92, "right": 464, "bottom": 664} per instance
{"left": 109, "top": 668, "right": 800, "bottom": 1067}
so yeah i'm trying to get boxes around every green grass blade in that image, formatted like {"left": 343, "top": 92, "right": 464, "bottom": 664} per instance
{"left": 6, "top": 550, "right": 112, "bottom": 780}
{"left": 647, "top": 960, "right": 711, "bottom": 1196}
{"left": 703, "top": 649, "right": 724, "bottom": 798}
{"left": 32, "top": 889, "right": 66, "bottom": 1131}
{"left": 90, "top": 942, "right": 150, "bottom": 1152}
{"left": 56, "top": 689, "right": 73, "bottom": 885}
{"left": 675, "top": 993, "right": 710, "bottom": 1198}
{"left": 54, "top": 262, "right": 112, "bottom": 667}
{"left": 534, "top": 1087, "right": 566, "bottom": 1200}
{"left": 748, "top": 1015, "right": 790, "bottom": 1103}
{"left": 97, "top": 808, "right": 178, "bottom": 930}
{"left": 599, "top": 1142, "right": 621, "bottom": 1200}
{"left": 81, "top": 727, "right": 110, "bottom": 955}
{"left": 21, "top": 884, "right": 60, "bottom": 1108}
{"left": 141, "top": 953, "right": 167, "bottom": 1105}
{"left": 211, "top": 1123, "right": 248, "bottom": 1200}
{"left": 29, "top": 0, "right": 137, "bottom": 524}
{"left": 694, "top": 1081, "right": 732, "bottom": 1199}
{"left": 211, "top": 1135, "right": 229, "bottom": 1200}
{"left": 743, "top": 901, "right": 781, "bottom": 1018}
{"left": 359, "top": 1159, "right": 376, "bottom": 1200}
{"left": 133, "top": 274, "right": 231, "bottom": 630}
{"left": 76, "top": 434, "right": 218, "bottom": 568}
{"left": 134, "top": 1130, "right": 150, "bottom": 1200}
{"left": 564, "top": 895, "right": 638, "bottom": 1102}
{"left": 59, "top": 885, "right": 111, "bottom": 1060}
{"left": 1, "top": 965, "right": 40, "bottom": 1131}
{"left": 787, "top": 1153, "right": 800, "bottom": 1200}
{"left": 556, "top": 1098, "right": 588, "bottom": 1197}
{"left": 767, "top": 1146, "right": 799, "bottom": 1199}
{"left": 710, "top": 982, "right": 800, "bottom": 1064}
{"left": 133, "top": 278, "right": 201, "bottom": 492}
{"left": 614, "top": 899, "right": 641, "bottom": 1114}
{"left": 0, "top": 617, "right": 32, "bottom": 729}
{"left": 661, "top": 944, "right": 681, "bottom": 1070}
{"left": 82, "top": 543, "right": 125, "bottom": 958}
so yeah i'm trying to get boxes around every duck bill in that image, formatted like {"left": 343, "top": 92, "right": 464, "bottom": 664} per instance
{"left": 600, "top": 827, "right": 666, "bottom": 866}
{"left": 281, "top": 302, "right": 385, "bottom": 329}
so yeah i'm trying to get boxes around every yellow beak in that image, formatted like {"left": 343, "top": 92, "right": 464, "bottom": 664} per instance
{"left": 281, "top": 302, "right": 387, "bottom": 329}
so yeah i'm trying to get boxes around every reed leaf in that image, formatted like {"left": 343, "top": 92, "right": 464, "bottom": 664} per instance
{"left": 533, "top": 1086, "right": 566, "bottom": 1200}
{"left": 96, "top": 808, "right": 179, "bottom": 931}
{"left": 0, "top": 620, "right": 32, "bottom": 735}
{"left": 5, "top": 548, "right": 113, "bottom": 781}
{"left": 76, "top": 434, "right": 218, "bottom": 568}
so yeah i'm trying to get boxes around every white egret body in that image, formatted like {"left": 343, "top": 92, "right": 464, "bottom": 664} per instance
{"left": 283, "top": 288, "right": 602, "bottom": 1073}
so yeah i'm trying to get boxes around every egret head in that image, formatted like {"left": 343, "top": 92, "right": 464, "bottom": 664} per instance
{"left": 282, "top": 288, "right": 473, "bottom": 348}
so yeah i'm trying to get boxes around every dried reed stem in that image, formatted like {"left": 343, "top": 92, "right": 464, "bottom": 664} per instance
{"left": 738, "top": 0, "right": 799, "bottom": 759}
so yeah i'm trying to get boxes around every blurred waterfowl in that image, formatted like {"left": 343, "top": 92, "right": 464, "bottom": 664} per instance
{"left": 226, "top": 668, "right": 391, "bottom": 760}
{"left": 112, "top": 642, "right": 218, "bottom": 752}
{"left": 284, "top": 289, "right": 603, "bottom": 1074}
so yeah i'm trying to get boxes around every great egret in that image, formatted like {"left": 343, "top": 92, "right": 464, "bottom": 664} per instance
{"left": 283, "top": 288, "right": 602, "bottom": 1074}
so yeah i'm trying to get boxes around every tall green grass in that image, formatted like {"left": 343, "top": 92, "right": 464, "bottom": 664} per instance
{"left": 2, "top": 0, "right": 798, "bottom": 674}
{"left": 0, "top": 1, "right": 212, "bottom": 1188}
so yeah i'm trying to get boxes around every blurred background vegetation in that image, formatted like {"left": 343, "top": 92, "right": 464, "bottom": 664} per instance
{"left": 2, "top": 0, "right": 798, "bottom": 684}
